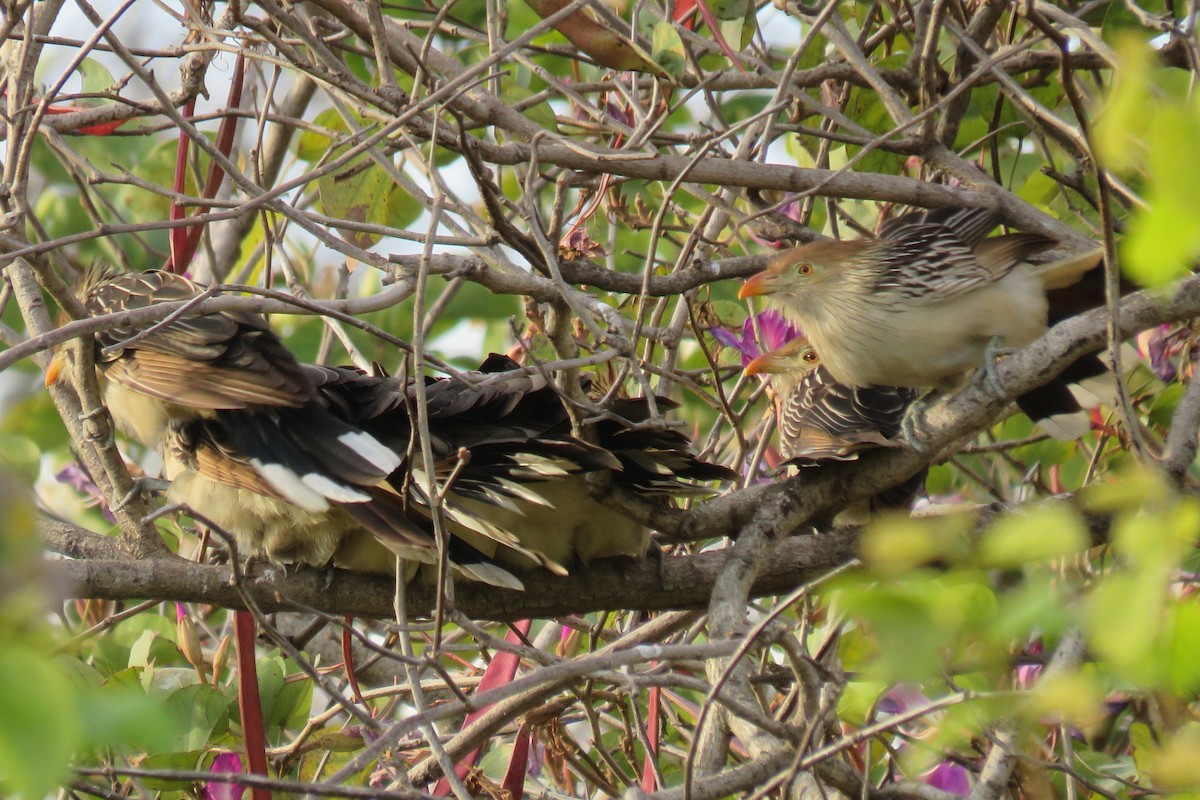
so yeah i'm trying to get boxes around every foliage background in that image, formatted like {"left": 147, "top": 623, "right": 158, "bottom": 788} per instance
{"left": 2, "top": 0, "right": 1200, "bottom": 798}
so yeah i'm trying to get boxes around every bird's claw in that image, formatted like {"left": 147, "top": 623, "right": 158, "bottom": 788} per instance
{"left": 113, "top": 476, "right": 165, "bottom": 512}
{"left": 899, "top": 403, "right": 931, "bottom": 454}
{"left": 982, "top": 337, "right": 1016, "bottom": 399}
{"left": 79, "top": 405, "right": 109, "bottom": 423}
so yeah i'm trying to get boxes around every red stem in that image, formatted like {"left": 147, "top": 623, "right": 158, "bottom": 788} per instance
{"left": 233, "top": 610, "right": 272, "bottom": 800}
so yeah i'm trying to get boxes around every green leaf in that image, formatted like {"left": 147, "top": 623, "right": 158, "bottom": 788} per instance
{"left": 74, "top": 58, "right": 117, "bottom": 107}
{"left": 652, "top": 22, "right": 688, "bottom": 81}
{"left": 0, "top": 646, "right": 81, "bottom": 798}
{"left": 317, "top": 157, "right": 392, "bottom": 250}
{"left": 501, "top": 85, "right": 559, "bottom": 132}
{"left": 1087, "top": 572, "right": 1161, "bottom": 680}
{"left": 384, "top": 184, "right": 422, "bottom": 231}
{"left": 137, "top": 750, "right": 207, "bottom": 790}
{"left": 706, "top": 0, "right": 748, "bottom": 22}
{"left": 78, "top": 686, "right": 183, "bottom": 755}
{"left": 297, "top": 108, "right": 349, "bottom": 162}
{"left": 1094, "top": 34, "right": 1154, "bottom": 172}
{"left": 165, "top": 683, "right": 234, "bottom": 751}
{"left": 831, "top": 573, "right": 958, "bottom": 682}
{"left": 1018, "top": 170, "right": 1061, "bottom": 207}
{"left": 977, "top": 502, "right": 1088, "bottom": 568}
{"left": 836, "top": 680, "right": 887, "bottom": 726}
{"left": 859, "top": 513, "right": 973, "bottom": 575}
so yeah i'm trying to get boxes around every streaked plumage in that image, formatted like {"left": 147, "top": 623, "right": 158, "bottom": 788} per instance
{"left": 747, "top": 338, "right": 916, "bottom": 462}
{"left": 746, "top": 337, "right": 925, "bottom": 519}
{"left": 48, "top": 266, "right": 418, "bottom": 574}
{"left": 49, "top": 268, "right": 733, "bottom": 584}
{"left": 310, "top": 355, "right": 736, "bottom": 571}
{"left": 68, "top": 266, "right": 314, "bottom": 445}
{"left": 739, "top": 207, "right": 1102, "bottom": 390}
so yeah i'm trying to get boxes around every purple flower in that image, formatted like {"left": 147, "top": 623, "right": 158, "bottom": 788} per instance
{"left": 877, "top": 684, "right": 929, "bottom": 715}
{"left": 1015, "top": 639, "right": 1044, "bottom": 690}
{"left": 606, "top": 100, "right": 634, "bottom": 128}
{"left": 55, "top": 463, "right": 114, "bottom": 522}
{"left": 711, "top": 311, "right": 801, "bottom": 367}
{"left": 1016, "top": 662, "right": 1043, "bottom": 689}
{"left": 875, "top": 686, "right": 973, "bottom": 796}
{"left": 56, "top": 463, "right": 96, "bottom": 493}
{"left": 201, "top": 753, "right": 244, "bottom": 800}
{"left": 923, "top": 761, "right": 971, "bottom": 796}
{"left": 1137, "top": 324, "right": 1186, "bottom": 382}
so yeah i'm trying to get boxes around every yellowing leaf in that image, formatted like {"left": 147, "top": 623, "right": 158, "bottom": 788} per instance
{"left": 1141, "top": 722, "right": 1200, "bottom": 789}
{"left": 1121, "top": 105, "right": 1200, "bottom": 286}
{"left": 1080, "top": 463, "right": 1173, "bottom": 513}
{"left": 520, "top": 0, "right": 669, "bottom": 77}
{"left": 977, "top": 502, "right": 1088, "bottom": 568}
{"left": 1112, "top": 499, "right": 1200, "bottom": 574}
{"left": 1025, "top": 670, "right": 1105, "bottom": 729}
{"left": 652, "top": 22, "right": 687, "bottom": 81}
{"left": 1094, "top": 34, "right": 1154, "bottom": 172}
{"left": 860, "top": 514, "right": 970, "bottom": 575}
{"left": 1087, "top": 572, "right": 1162, "bottom": 678}
{"left": 317, "top": 158, "right": 392, "bottom": 250}
{"left": 1165, "top": 601, "right": 1200, "bottom": 694}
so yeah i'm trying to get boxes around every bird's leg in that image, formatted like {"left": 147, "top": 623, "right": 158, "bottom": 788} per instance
{"left": 112, "top": 476, "right": 169, "bottom": 512}
{"left": 79, "top": 407, "right": 115, "bottom": 446}
{"left": 79, "top": 404, "right": 109, "bottom": 423}
{"left": 898, "top": 390, "right": 940, "bottom": 454}
{"left": 981, "top": 336, "right": 1016, "bottom": 399}
{"left": 646, "top": 541, "right": 666, "bottom": 587}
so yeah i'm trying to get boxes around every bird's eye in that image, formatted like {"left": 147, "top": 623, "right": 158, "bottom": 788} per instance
{"left": 803, "top": 352, "right": 819, "bottom": 364}
{"left": 796, "top": 263, "right": 813, "bottom": 276}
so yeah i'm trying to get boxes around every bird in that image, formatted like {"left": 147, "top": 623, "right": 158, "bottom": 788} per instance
{"left": 744, "top": 337, "right": 916, "bottom": 462}
{"left": 47, "top": 267, "right": 733, "bottom": 584}
{"left": 738, "top": 206, "right": 1103, "bottom": 391}
{"left": 310, "top": 354, "right": 737, "bottom": 571}
{"left": 744, "top": 336, "right": 925, "bottom": 521}
{"left": 43, "top": 265, "right": 456, "bottom": 578}
{"left": 44, "top": 266, "right": 317, "bottom": 448}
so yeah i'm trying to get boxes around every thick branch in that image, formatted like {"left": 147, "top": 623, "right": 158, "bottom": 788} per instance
{"left": 46, "top": 521, "right": 859, "bottom": 620}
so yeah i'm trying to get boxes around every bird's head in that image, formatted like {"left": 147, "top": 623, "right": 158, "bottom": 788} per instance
{"left": 744, "top": 336, "right": 821, "bottom": 377}
{"left": 738, "top": 240, "right": 868, "bottom": 304}
{"left": 43, "top": 262, "right": 116, "bottom": 390}
{"left": 44, "top": 349, "right": 70, "bottom": 389}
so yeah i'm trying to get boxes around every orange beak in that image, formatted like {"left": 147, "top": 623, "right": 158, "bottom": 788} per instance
{"left": 44, "top": 351, "right": 67, "bottom": 388}
{"left": 744, "top": 351, "right": 784, "bottom": 377}
{"left": 738, "top": 269, "right": 779, "bottom": 299}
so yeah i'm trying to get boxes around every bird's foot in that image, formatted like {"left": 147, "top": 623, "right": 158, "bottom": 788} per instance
{"left": 982, "top": 336, "right": 1016, "bottom": 399}
{"left": 112, "top": 476, "right": 167, "bottom": 512}
{"left": 79, "top": 405, "right": 109, "bottom": 423}
{"left": 316, "top": 561, "right": 338, "bottom": 590}
{"left": 899, "top": 401, "right": 934, "bottom": 454}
